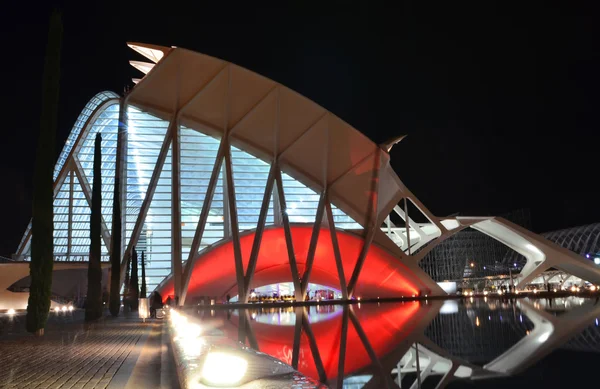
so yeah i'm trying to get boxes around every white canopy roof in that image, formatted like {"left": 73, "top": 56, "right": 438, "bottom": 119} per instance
{"left": 126, "top": 43, "right": 407, "bottom": 227}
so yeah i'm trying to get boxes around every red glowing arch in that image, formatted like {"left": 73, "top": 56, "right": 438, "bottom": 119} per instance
{"left": 158, "top": 225, "right": 428, "bottom": 302}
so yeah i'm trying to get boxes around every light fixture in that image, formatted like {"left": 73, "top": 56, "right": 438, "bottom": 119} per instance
{"left": 201, "top": 352, "right": 248, "bottom": 387}
{"left": 470, "top": 262, "right": 474, "bottom": 268}
{"left": 595, "top": 257, "right": 600, "bottom": 265}
{"left": 7, "top": 308, "right": 16, "bottom": 315}
{"left": 538, "top": 331, "right": 551, "bottom": 343}
{"left": 68, "top": 305, "right": 74, "bottom": 311}
{"left": 62, "top": 306, "right": 67, "bottom": 312}
{"left": 54, "top": 307, "right": 60, "bottom": 313}
{"left": 525, "top": 243, "right": 542, "bottom": 254}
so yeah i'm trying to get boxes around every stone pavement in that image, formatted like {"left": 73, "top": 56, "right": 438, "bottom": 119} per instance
{"left": 0, "top": 310, "right": 178, "bottom": 389}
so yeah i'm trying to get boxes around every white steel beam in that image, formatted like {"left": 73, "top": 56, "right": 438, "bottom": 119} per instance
{"left": 121, "top": 130, "right": 173, "bottom": 283}
{"left": 274, "top": 167, "right": 303, "bottom": 301}
{"left": 300, "top": 192, "right": 327, "bottom": 298}
{"left": 325, "top": 201, "right": 348, "bottom": 299}
{"left": 346, "top": 150, "right": 381, "bottom": 297}
{"left": 170, "top": 119, "right": 182, "bottom": 303}
{"left": 72, "top": 156, "right": 111, "bottom": 252}
{"left": 117, "top": 99, "right": 128, "bottom": 257}
{"left": 68, "top": 170, "right": 74, "bottom": 260}
{"left": 180, "top": 145, "right": 225, "bottom": 305}
{"left": 243, "top": 163, "right": 276, "bottom": 302}
{"left": 224, "top": 141, "right": 246, "bottom": 303}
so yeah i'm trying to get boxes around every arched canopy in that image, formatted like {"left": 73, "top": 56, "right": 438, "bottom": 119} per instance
{"left": 157, "top": 225, "right": 426, "bottom": 301}
{"left": 126, "top": 43, "right": 405, "bottom": 228}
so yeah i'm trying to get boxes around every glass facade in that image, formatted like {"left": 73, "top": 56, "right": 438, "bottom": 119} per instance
{"left": 19, "top": 94, "right": 361, "bottom": 293}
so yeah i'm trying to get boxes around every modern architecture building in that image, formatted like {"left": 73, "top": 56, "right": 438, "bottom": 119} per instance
{"left": 12, "top": 43, "right": 600, "bottom": 304}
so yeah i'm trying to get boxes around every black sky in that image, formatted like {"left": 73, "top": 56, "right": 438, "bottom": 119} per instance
{"left": 1, "top": 1, "right": 599, "bottom": 257}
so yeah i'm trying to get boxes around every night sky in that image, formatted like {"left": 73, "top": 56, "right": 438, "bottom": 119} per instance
{"left": 1, "top": 2, "right": 599, "bottom": 257}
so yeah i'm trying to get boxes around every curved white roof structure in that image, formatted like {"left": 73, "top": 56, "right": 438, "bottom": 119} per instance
{"left": 125, "top": 43, "right": 405, "bottom": 228}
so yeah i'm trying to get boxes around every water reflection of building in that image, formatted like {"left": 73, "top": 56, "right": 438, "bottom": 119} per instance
{"left": 424, "top": 300, "right": 534, "bottom": 365}
{"left": 246, "top": 304, "right": 342, "bottom": 326}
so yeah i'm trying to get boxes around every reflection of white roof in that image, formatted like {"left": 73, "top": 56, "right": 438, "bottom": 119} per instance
{"left": 126, "top": 43, "right": 406, "bottom": 228}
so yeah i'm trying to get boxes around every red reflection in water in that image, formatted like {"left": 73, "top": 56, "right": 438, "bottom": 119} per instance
{"left": 219, "top": 302, "right": 430, "bottom": 381}
{"left": 159, "top": 226, "right": 426, "bottom": 302}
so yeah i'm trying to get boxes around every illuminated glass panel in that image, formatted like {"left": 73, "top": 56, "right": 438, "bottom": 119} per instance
{"left": 54, "top": 91, "right": 118, "bottom": 179}
{"left": 53, "top": 174, "right": 70, "bottom": 261}
{"left": 76, "top": 102, "right": 119, "bottom": 232}
{"left": 126, "top": 106, "right": 171, "bottom": 292}
{"left": 180, "top": 126, "right": 223, "bottom": 259}
{"left": 231, "top": 145, "right": 275, "bottom": 232}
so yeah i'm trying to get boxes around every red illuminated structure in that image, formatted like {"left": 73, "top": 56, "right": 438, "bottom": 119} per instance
{"left": 158, "top": 226, "right": 432, "bottom": 302}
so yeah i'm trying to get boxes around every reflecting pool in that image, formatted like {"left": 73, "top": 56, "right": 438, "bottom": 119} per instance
{"left": 188, "top": 297, "right": 600, "bottom": 388}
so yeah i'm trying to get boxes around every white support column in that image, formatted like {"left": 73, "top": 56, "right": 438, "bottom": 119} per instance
{"left": 224, "top": 141, "right": 246, "bottom": 303}
{"left": 404, "top": 199, "right": 411, "bottom": 255}
{"left": 118, "top": 99, "right": 128, "bottom": 257}
{"left": 300, "top": 192, "right": 327, "bottom": 298}
{"left": 72, "top": 157, "right": 112, "bottom": 252}
{"left": 274, "top": 167, "right": 303, "bottom": 301}
{"left": 346, "top": 149, "right": 381, "bottom": 298}
{"left": 273, "top": 179, "right": 282, "bottom": 226}
{"left": 243, "top": 163, "right": 276, "bottom": 302}
{"left": 121, "top": 131, "right": 173, "bottom": 284}
{"left": 170, "top": 119, "right": 182, "bottom": 303}
{"left": 180, "top": 144, "right": 225, "bottom": 305}
{"left": 222, "top": 162, "right": 231, "bottom": 239}
{"left": 68, "top": 170, "right": 74, "bottom": 261}
{"left": 325, "top": 200, "right": 348, "bottom": 299}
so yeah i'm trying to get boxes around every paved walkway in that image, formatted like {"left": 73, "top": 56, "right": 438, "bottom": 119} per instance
{"left": 0, "top": 310, "right": 177, "bottom": 389}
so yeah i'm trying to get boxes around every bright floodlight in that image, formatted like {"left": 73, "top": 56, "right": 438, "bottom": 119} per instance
{"left": 201, "top": 352, "right": 248, "bottom": 387}
{"left": 68, "top": 305, "right": 74, "bottom": 311}
{"left": 595, "top": 257, "right": 600, "bottom": 265}
{"left": 181, "top": 337, "right": 205, "bottom": 358}
{"left": 61, "top": 306, "right": 67, "bottom": 312}
{"left": 177, "top": 322, "right": 202, "bottom": 340}
{"left": 7, "top": 308, "right": 16, "bottom": 315}
{"left": 538, "top": 331, "right": 551, "bottom": 343}
{"left": 54, "top": 307, "right": 60, "bottom": 312}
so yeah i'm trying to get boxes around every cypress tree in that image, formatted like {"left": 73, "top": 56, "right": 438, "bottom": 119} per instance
{"left": 85, "top": 132, "right": 103, "bottom": 321}
{"left": 131, "top": 248, "right": 139, "bottom": 311}
{"left": 108, "top": 100, "right": 124, "bottom": 317}
{"left": 140, "top": 251, "right": 147, "bottom": 297}
{"left": 26, "top": 10, "right": 62, "bottom": 335}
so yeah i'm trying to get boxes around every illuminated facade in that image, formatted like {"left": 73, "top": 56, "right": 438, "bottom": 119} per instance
{"left": 14, "top": 43, "right": 600, "bottom": 303}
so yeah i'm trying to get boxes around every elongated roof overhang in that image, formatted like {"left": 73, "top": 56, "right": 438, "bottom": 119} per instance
{"left": 125, "top": 42, "right": 408, "bottom": 227}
